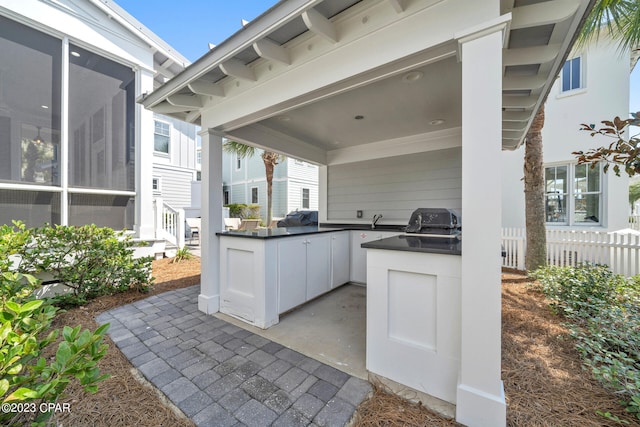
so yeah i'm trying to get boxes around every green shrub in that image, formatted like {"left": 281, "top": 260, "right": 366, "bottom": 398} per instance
{"left": 0, "top": 272, "right": 109, "bottom": 426}
{"left": 531, "top": 264, "right": 640, "bottom": 420}
{"left": 225, "top": 203, "right": 261, "bottom": 219}
{"left": 14, "top": 224, "right": 153, "bottom": 307}
{"left": 171, "top": 246, "right": 193, "bottom": 263}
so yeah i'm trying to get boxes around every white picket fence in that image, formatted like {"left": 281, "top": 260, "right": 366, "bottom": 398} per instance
{"left": 502, "top": 228, "right": 640, "bottom": 277}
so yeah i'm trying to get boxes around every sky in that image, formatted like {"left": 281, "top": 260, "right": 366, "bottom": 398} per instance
{"left": 115, "top": 0, "right": 640, "bottom": 119}
{"left": 115, "top": 0, "right": 280, "bottom": 63}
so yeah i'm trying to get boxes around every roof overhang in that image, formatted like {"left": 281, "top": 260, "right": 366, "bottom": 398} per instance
{"left": 140, "top": 0, "right": 595, "bottom": 156}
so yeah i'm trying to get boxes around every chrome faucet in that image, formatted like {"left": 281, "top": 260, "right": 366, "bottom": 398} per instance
{"left": 371, "top": 214, "right": 383, "bottom": 229}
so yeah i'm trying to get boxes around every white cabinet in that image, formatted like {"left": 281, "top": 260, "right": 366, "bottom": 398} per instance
{"left": 278, "top": 236, "right": 308, "bottom": 313}
{"left": 278, "top": 234, "right": 331, "bottom": 313}
{"left": 350, "top": 230, "right": 403, "bottom": 283}
{"left": 331, "top": 231, "right": 350, "bottom": 288}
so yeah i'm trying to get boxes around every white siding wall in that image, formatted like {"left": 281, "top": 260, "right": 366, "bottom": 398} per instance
{"left": 153, "top": 164, "right": 195, "bottom": 209}
{"left": 326, "top": 148, "right": 461, "bottom": 223}
{"left": 287, "top": 159, "right": 319, "bottom": 213}
{"left": 501, "top": 38, "right": 630, "bottom": 231}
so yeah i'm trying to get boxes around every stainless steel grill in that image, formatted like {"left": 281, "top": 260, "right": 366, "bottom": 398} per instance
{"left": 405, "top": 208, "right": 461, "bottom": 236}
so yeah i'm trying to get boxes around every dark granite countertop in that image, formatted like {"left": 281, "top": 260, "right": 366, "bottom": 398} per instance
{"left": 361, "top": 235, "right": 462, "bottom": 255}
{"left": 217, "top": 226, "right": 341, "bottom": 239}
{"left": 216, "top": 224, "right": 408, "bottom": 239}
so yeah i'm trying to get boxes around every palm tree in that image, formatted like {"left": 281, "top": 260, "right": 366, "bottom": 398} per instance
{"left": 223, "top": 141, "right": 284, "bottom": 226}
{"left": 523, "top": 0, "right": 640, "bottom": 272}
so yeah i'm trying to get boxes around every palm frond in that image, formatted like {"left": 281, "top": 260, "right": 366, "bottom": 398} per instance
{"left": 223, "top": 140, "right": 257, "bottom": 158}
{"left": 578, "top": 0, "right": 640, "bottom": 53}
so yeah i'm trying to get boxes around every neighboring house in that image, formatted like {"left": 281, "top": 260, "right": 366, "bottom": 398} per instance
{"left": 152, "top": 113, "right": 199, "bottom": 211}
{"left": 0, "top": 0, "right": 197, "bottom": 247}
{"left": 141, "top": 0, "right": 593, "bottom": 425}
{"left": 222, "top": 150, "right": 319, "bottom": 220}
{"left": 502, "top": 35, "right": 636, "bottom": 232}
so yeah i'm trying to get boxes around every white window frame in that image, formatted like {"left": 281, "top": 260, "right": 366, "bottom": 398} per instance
{"left": 236, "top": 155, "right": 242, "bottom": 170}
{"left": 251, "top": 186, "right": 258, "bottom": 204}
{"left": 302, "top": 188, "right": 310, "bottom": 209}
{"left": 545, "top": 162, "right": 602, "bottom": 226}
{"left": 559, "top": 56, "right": 585, "bottom": 95}
{"left": 154, "top": 120, "right": 171, "bottom": 155}
{"left": 152, "top": 176, "right": 161, "bottom": 195}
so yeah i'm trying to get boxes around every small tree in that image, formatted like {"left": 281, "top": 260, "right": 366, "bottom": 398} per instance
{"left": 574, "top": 115, "right": 640, "bottom": 177}
{"left": 223, "top": 141, "right": 284, "bottom": 226}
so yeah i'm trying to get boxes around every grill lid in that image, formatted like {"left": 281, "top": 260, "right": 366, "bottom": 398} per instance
{"left": 405, "top": 208, "right": 461, "bottom": 234}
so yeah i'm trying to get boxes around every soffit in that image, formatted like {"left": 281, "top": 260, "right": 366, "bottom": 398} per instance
{"left": 140, "top": 0, "right": 594, "bottom": 155}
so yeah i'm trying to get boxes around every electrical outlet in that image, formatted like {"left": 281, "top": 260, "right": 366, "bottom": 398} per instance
{"left": 356, "top": 210, "right": 363, "bottom": 218}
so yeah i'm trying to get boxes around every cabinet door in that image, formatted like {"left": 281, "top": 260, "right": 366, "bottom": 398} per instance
{"left": 350, "top": 231, "right": 403, "bottom": 283}
{"left": 278, "top": 236, "right": 308, "bottom": 313}
{"left": 305, "top": 234, "right": 331, "bottom": 300}
{"left": 331, "top": 232, "right": 350, "bottom": 288}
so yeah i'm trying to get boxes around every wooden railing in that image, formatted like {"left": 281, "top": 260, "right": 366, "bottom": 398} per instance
{"left": 154, "top": 198, "right": 185, "bottom": 249}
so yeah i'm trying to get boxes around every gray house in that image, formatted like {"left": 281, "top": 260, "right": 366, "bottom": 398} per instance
{"left": 222, "top": 150, "right": 318, "bottom": 221}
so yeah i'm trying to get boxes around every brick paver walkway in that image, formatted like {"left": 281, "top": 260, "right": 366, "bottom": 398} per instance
{"left": 96, "top": 285, "right": 371, "bottom": 426}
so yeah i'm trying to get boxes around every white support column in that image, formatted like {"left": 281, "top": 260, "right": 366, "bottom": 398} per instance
{"left": 455, "top": 15, "right": 509, "bottom": 427}
{"left": 136, "top": 68, "right": 156, "bottom": 240}
{"left": 198, "top": 129, "right": 223, "bottom": 314}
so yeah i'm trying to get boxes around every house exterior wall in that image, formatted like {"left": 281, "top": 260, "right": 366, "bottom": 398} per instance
{"left": 0, "top": 0, "right": 195, "bottom": 238}
{"left": 501, "top": 38, "right": 631, "bottom": 231}
{"left": 222, "top": 151, "right": 319, "bottom": 220}
{"left": 152, "top": 113, "right": 198, "bottom": 210}
{"left": 326, "top": 148, "right": 461, "bottom": 224}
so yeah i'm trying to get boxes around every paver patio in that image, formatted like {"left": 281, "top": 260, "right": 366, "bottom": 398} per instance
{"left": 96, "top": 285, "right": 371, "bottom": 427}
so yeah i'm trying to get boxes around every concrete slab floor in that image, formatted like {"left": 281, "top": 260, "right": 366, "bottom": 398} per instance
{"left": 217, "top": 284, "right": 367, "bottom": 380}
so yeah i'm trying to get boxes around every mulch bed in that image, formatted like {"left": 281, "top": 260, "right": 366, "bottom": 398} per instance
{"left": 41, "top": 260, "right": 638, "bottom": 426}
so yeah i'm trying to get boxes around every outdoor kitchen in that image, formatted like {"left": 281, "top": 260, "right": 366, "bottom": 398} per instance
{"left": 139, "top": 0, "right": 593, "bottom": 423}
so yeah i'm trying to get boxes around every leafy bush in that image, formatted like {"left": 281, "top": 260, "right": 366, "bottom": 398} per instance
{"left": 531, "top": 264, "right": 640, "bottom": 420}
{"left": 16, "top": 224, "right": 153, "bottom": 307}
{"left": 225, "top": 203, "right": 261, "bottom": 219}
{"left": 0, "top": 272, "right": 109, "bottom": 426}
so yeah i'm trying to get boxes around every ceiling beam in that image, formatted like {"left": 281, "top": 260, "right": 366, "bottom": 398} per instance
{"left": 152, "top": 101, "right": 192, "bottom": 114}
{"left": 253, "top": 38, "right": 291, "bottom": 64}
{"left": 387, "top": 0, "right": 405, "bottom": 13}
{"left": 219, "top": 58, "right": 256, "bottom": 81}
{"left": 302, "top": 8, "right": 338, "bottom": 43}
{"left": 188, "top": 80, "right": 225, "bottom": 97}
{"left": 502, "top": 111, "right": 532, "bottom": 121}
{"left": 185, "top": 110, "right": 201, "bottom": 123}
{"left": 503, "top": 45, "right": 560, "bottom": 66}
{"left": 511, "top": 0, "right": 580, "bottom": 29}
{"left": 167, "top": 94, "right": 202, "bottom": 108}
{"left": 503, "top": 75, "right": 546, "bottom": 91}
{"left": 502, "top": 95, "right": 537, "bottom": 110}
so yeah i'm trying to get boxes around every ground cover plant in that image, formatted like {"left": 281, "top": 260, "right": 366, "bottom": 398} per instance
{"left": 531, "top": 264, "right": 640, "bottom": 422}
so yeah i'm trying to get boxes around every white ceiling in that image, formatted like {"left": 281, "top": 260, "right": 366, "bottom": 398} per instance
{"left": 257, "top": 57, "right": 462, "bottom": 150}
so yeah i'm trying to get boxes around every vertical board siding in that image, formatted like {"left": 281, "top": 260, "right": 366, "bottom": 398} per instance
{"left": 326, "top": 148, "right": 462, "bottom": 222}
{"left": 501, "top": 228, "right": 640, "bottom": 277}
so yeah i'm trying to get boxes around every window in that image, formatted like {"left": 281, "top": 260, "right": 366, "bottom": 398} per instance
{"left": 302, "top": 188, "right": 310, "bottom": 209}
{"left": 236, "top": 155, "right": 242, "bottom": 170}
{"left": 561, "top": 57, "right": 582, "bottom": 93}
{"left": 0, "top": 17, "right": 136, "bottom": 228}
{"left": 196, "top": 149, "right": 201, "bottom": 165}
{"left": 152, "top": 177, "right": 161, "bottom": 194}
{"left": 223, "top": 190, "right": 230, "bottom": 205}
{"left": 251, "top": 187, "right": 258, "bottom": 204}
{"left": 545, "top": 163, "right": 601, "bottom": 225}
{"left": 154, "top": 120, "right": 170, "bottom": 154}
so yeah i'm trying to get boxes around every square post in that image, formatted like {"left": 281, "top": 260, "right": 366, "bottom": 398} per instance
{"left": 198, "top": 129, "right": 223, "bottom": 314}
{"left": 456, "top": 15, "right": 509, "bottom": 427}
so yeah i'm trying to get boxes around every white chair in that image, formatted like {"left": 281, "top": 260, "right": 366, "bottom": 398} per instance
{"left": 186, "top": 217, "right": 201, "bottom": 244}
